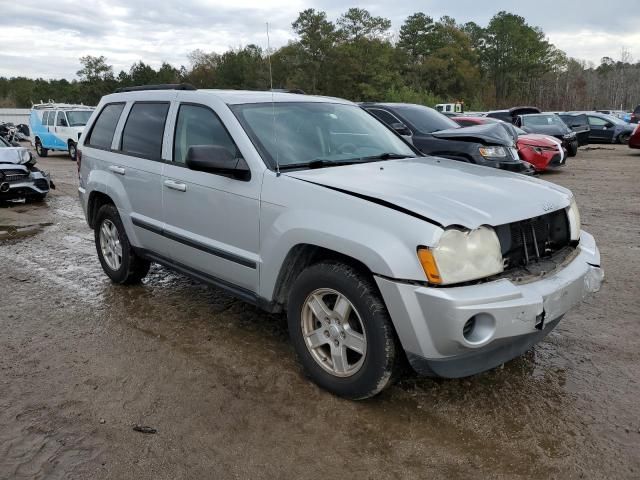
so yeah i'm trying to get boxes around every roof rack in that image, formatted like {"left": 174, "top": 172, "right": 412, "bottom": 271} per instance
{"left": 114, "top": 83, "right": 197, "bottom": 93}
{"left": 270, "top": 88, "right": 305, "bottom": 94}
{"left": 31, "top": 102, "right": 93, "bottom": 110}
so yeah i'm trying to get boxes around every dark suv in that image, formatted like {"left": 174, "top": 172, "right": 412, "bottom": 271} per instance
{"left": 362, "top": 103, "right": 531, "bottom": 173}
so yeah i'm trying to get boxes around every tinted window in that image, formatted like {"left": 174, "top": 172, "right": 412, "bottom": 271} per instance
{"left": 56, "top": 111, "right": 68, "bottom": 126}
{"left": 174, "top": 104, "right": 239, "bottom": 164}
{"left": 392, "top": 105, "right": 459, "bottom": 133}
{"left": 87, "top": 103, "right": 125, "bottom": 149}
{"left": 121, "top": 102, "right": 169, "bottom": 159}
{"left": 367, "top": 108, "right": 402, "bottom": 127}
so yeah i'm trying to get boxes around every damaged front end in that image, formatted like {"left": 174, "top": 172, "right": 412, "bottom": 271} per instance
{"left": 0, "top": 146, "right": 54, "bottom": 201}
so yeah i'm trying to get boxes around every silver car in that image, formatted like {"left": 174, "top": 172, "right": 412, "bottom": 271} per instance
{"left": 78, "top": 86, "right": 603, "bottom": 399}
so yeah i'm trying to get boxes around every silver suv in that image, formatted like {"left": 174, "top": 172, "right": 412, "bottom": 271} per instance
{"left": 78, "top": 85, "right": 603, "bottom": 399}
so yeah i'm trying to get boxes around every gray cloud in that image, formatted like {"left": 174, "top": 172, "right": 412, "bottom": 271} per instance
{"left": 1, "top": 0, "right": 638, "bottom": 79}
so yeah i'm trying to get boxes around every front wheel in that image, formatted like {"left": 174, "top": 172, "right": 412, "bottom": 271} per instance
{"left": 567, "top": 143, "right": 578, "bottom": 157}
{"left": 618, "top": 133, "right": 630, "bottom": 144}
{"left": 287, "top": 262, "right": 400, "bottom": 399}
{"left": 35, "top": 139, "right": 48, "bottom": 157}
{"left": 95, "top": 204, "right": 151, "bottom": 284}
{"left": 68, "top": 141, "right": 77, "bottom": 160}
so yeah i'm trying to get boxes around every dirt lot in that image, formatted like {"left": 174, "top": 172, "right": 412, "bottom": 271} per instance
{"left": 1, "top": 145, "right": 639, "bottom": 479}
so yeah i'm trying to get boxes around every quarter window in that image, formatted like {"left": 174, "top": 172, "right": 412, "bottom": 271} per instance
{"left": 173, "top": 104, "right": 239, "bottom": 164}
{"left": 86, "top": 103, "right": 125, "bottom": 150}
{"left": 121, "top": 102, "right": 169, "bottom": 159}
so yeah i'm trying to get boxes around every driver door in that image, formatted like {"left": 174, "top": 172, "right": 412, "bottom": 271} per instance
{"left": 162, "top": 102, "right": 260, "bottom": 293}
{"left": 588, "top": 115, "right": 614, "bottom": 142}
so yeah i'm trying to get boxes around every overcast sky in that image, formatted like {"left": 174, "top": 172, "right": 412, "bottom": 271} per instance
{"left": 0, "top": 0, "right": 637, "bottom": 79}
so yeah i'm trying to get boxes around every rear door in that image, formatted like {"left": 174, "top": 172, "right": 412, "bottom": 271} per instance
{"left": 161, "top": 100, "right": 260, "bottom": 293}
{"left": 110, "top": 100, "right": 172, "bottom": 257}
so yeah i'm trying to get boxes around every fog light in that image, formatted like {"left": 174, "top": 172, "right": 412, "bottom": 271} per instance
{"left": 462, "top": 313, "right": 495, "bottom": 345}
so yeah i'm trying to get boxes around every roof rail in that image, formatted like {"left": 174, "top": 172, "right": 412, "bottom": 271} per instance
{"left": 114, "top": 83, "right": 197, "bottom": 93}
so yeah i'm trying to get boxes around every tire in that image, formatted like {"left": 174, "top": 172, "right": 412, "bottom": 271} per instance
{"left": 35, "top": 139, "right": 48, "bottom": 157}
{"left": 94, "top": 203, "right": 151, "bottom": 284}
{"left": 287, "top": 261, "right": 400, "bottom": 399}
{"left": 618, "top": 133, "right": 630, "bottom": 145}
{"left": 68, "top": 141, "right": 77, "bottom": 161}
{"left": 567, "top": 143, "right": 578, "bottom": 157}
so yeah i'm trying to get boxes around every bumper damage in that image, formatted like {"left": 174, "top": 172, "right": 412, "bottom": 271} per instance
{"left": 376, "top": 231, "right": 603, "bottom": 378}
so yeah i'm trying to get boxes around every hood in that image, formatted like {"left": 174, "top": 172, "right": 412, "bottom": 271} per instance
{"left": 285, "top": 157, "right": 571, "bottom": 229}
{"left": 522, "top": 124, "right": 571, "bottom": 136}
{"left": 517, "top": 133, "right": 560, "bottom": 148}
{"left": 0, "top": 146, "right": 30, "bottom": 165}
{"left": 431, "top": 123, "right": 514, "bottom": 146}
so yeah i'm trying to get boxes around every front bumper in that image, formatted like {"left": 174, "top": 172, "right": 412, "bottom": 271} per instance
{"left": 0, "top": 171, "right": 50, "bottom": 200}
{"left": 376, "top": 231, "right": 603, "bottom": 378}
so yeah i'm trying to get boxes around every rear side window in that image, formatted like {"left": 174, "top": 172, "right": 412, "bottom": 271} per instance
{"left": 121, "top": 102, "right": 169, "bottom": 159}
{"left": 173, "top": 104, "right": 239, "bottom": 164}
{"left": 86, "top": 103, "right": 125, "bottom": 149}
{"left": 47, "top": 111, "right": 55, "bottom": 126}
{"left": 42, "top": 111, "right": 50, "bottom": 125}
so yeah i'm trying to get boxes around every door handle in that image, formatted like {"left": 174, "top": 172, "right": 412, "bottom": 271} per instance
{"left": 109, "top": 165, "right": 125, "bottom": 175}
{"left": 164, "top": 179, "right": 187, "bottom": 192}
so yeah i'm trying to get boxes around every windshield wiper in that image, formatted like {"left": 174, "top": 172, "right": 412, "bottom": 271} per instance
{"left": 277, "top": 153, "right": 411, "bottom": 171}
{"left": 358, "top": 152, "right": 411, "bottom": 161}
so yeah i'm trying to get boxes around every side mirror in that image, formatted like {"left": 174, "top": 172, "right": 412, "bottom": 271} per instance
{"left": 605, "top": 122, "right": 614, "bottom": 128}
{"left": 185, "top": 145, "right": 250, "bottom": 180}
{"left": 390, "top": 122, "right": 411, "bottom": 136}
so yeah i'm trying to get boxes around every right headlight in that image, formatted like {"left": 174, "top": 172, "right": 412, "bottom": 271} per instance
{"left": 566, "top": 197, "right": 581, "bottom": 241}
{"left": 479, "top": 146, "right": 507, "bottom": 158}
{"left": 417, "top": 226, "right": 504, "bottom": 285}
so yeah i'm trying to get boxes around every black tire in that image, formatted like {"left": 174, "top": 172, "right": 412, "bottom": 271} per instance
{"left": 68, "top": 141, "right": 77, "bottom": 161}
{"left": 35, "top": 139, "right": 48, "bottom": 157}
{"left": 618, "top": 133, "right": 630, "bottom": 145}
{"left": 94, "top": 203, "right": 151, "bottom": 284}
{"left": 567, "top": 143, "right": 578, "bottom": 157}
{"left": 287, "top": 261, "right": 400, "bottom": 399}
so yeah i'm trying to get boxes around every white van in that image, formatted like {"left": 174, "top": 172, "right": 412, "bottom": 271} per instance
{"left": 30, "top": 103, "right": 95, "bottom": 160}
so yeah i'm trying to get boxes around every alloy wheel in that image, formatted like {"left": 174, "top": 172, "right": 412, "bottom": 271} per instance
{"left": 99, "top": 219, "right": 122, "bottom": 271}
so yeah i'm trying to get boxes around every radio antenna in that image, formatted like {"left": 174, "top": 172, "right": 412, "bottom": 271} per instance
{"left": 266, "top": 22, "right": 280, "bottom": 176}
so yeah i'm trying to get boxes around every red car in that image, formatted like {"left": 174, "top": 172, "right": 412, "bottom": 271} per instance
{"left": 628, "top": 124, "right": 640, "bottom": 148}
{"left": 454, "top": 116, "right": 566, "bottom": 172}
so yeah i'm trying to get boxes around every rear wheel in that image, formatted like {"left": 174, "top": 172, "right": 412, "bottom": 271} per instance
{"left": 35, "top": 139, "right": 48, "bottom": 157}
{"left": 68, "top": 141, "right": 77, "bottom": 160}
{"left": 287, "top": 261, "right": 400, "bottom": 399}
{"left": 95, "top": 204, "right": 151, "bottom": 284}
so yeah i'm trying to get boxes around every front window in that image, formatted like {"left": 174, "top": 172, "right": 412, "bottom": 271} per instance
{"left": 232, "top": 102, "right": 415, "bottom": 169}
{"left": 66, "top": 110, "right": 93, "bottom": 127}
{"left": 392, "top": 105, "right": 459, "bottom": 134}
{"left": 521, "top": 114, "right": 567, "bottom": 127}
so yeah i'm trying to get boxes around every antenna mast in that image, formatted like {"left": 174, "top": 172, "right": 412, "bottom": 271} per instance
{"left": 266, "top": 22, "right": 280, "bottom": 176}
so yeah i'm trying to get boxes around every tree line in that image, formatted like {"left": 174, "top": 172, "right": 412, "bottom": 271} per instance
{"left": 1, "top": 9, "right": 638, "bottom": 111}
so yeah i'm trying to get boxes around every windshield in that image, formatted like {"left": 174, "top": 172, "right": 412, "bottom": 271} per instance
{"left": 0, "top": 137, "right": 9, "bottom": 147}
{"left": 232, "top": 102, "right": 415, "bottom": 169}
{"left": 66, "top": 110, "right": 93, "bottom": 127}
{"left": 392, "top": 104, "right": 459, "bottom": 133}
{"left": 522, "top": 114, "right": 566, "bottom": 127}
{"left": 602, "top": 114, "right": 626, "bottom": 126}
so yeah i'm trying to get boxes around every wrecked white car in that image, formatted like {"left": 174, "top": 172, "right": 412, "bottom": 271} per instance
{"left": 0, "top": 137, "right": 53, "bottom": 202}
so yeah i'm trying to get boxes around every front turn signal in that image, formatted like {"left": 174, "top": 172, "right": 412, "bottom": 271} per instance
{"left": 417, "top": 248, "right": 442, "bottom": 284}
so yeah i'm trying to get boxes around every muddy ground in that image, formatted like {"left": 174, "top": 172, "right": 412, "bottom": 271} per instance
{"left": 1, "top": 144, "right": 639, "bottom": 479}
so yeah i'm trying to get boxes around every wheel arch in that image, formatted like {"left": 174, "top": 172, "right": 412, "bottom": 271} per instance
{"left": 87, "top": 190, "right": 115, "bottom": 229}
